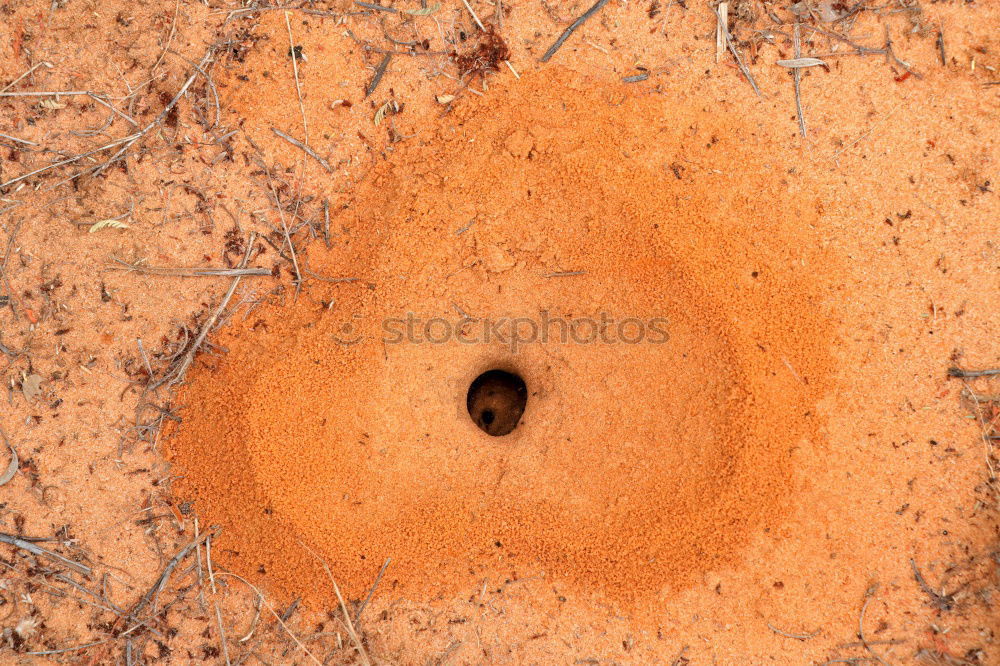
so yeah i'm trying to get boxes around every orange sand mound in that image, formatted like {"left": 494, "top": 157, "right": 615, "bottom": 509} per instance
{"left": 168, "top": 68, "right": 840, "bottom": 610}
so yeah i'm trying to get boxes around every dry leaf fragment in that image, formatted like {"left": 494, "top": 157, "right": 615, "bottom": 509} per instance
{"left": 89, "top": 219, "right": 129, "bottom": 233}
{"left": 0, "top": 443, "right": 17, "bottom": 487}
{"left": 436, "top": 94, "right": 456, "bottom": 104}
{"left": 404, "top": 3, "right": 439, "bottom": 16}
{"left": 0, "top": 427, "right": 17, "bottom": 487}
{"left": 373, "top": 101, "right": 398, "bottom": 126}
{"left": 777, "top": 57, "right": 827, "bottom": 69}
{"left": 39, "top": 98, "right": 66, "bottom": 110}
{"left": 21, "top": 374, "right": 42, "bottom": 401}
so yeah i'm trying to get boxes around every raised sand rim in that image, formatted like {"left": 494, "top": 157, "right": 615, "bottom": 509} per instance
{"left": 168, "top": 70, "right": 837, "bottom": 608}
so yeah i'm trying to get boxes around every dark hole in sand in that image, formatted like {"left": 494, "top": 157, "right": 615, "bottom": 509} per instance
{"left": 467, "top": 369, "right": 527, "bottom": 436}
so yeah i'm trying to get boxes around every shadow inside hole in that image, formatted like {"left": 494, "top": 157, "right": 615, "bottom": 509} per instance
{"left": 467, "top": 369, "right": 527, "bottom": 437}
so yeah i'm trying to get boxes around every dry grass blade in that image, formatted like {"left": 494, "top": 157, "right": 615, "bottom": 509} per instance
{"left": 25, "top": 638, "right": 112, "bottom": 656}
{"left": 767, "top": 622, "right": 820, "bottom": 640}
{"left": 715, "top": 1, "right": 728, "bottom": 63}
{"left": 792, "top": 23, "right": 807, "bottom": 138}
{"left": 355, "top": 557, "right": 391, "bottom": 623}
{"left": 112, "top": 258, "right": 270, "bottom": 277}
{"left": 0, "top": 61, "right": 53, "bottom": 94}
{"left": 713, "top": 5, "right": 761, "bottom": 97}
{"left": 858, "top": 584, "right": 890, "bottom": 666}
{"left": 299, "top": 540, "right": 372, "bottom": 666}
{"left": 215, "top": 572, "right": 324, "bottom": 666}
{"left": 247, "top": 138, "right": 303, "bottom": 292}
{"left": 214, "top": 601, "right": 232, "bottom": 665}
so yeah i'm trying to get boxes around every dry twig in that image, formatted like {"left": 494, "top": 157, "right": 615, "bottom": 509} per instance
{"left": 271, "top": 128, "right": 334, "bottom": 173}
{"left": 541, "top": 0, "right": 610, "bottom": 63}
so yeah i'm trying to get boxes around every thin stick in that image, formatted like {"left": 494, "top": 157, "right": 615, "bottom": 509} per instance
{"left": 151, "top": 0, "right": 181, "bottom": 74}
{"left": 365, "top": 53, "right": 392, "bottom": 98}
{"left": 162, "top": 233, "right": 254, "bottom": 388}
{"left": 355, "top": 557, "right": 391, "bottom": 623}
{"left": 0, "top": 132, "right": 37, "bottom": 146}
{"left": 801, "top": 24, "right": 884, "bottom": 56}
{"left": 948, "top": 367, "right": 1000, "bottom": 378}
{"left": 88, "top": 93, "right": 139, "bottom": 128}
{"left": 323, "top": 200, "right": 331, "bottom": 249}
{"left": 205, "top": 532, "right": 217, "bottom": 594}
{"left": 713, "top": 5, "right": 761, "bottom": 96}
{"left": 1, "top": 219, "right": 23, "bottom": 320}
{"left": 0, "top": 61, "right": 53, "bottom": 94}
{"left": 541, "top": 0, "right": 610, "bottom": 63}
{"left": 271, "top": 128, "right": 334, "bottom": 172}
{"left": 238, "top": 594, "right": 262, "bottom": 643}
{"left": 793, "top": 23, "right": 806, "bottom": 138}
{"left": 283, "top": 9, "right": 311, "bottom": 282}
{"left": 0, "top": 532, "right": 91, "bottom": 576}
{"left": 831, "top": 102, "right": 901, "bottom": 161}
{"left": 0, "top": 132, "right": 140, "bottom": 190}
{"left": 137, "top": 339, "right": 154, "bottom": 378}
{"left": 194, "top": 517, "right": 206, "bottom": 611}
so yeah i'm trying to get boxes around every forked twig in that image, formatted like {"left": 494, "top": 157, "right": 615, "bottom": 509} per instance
{"left": 158, "top": 233, "right": 255, "bottom": 388}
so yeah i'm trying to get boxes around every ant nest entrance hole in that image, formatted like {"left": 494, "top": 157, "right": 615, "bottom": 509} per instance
{"left": 466, "top": 369, "right": 527, "bottom": 437}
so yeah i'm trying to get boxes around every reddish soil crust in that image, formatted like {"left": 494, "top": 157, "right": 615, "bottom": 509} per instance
{"left": 0, "top": 0, "right": 997, "bottom": 664}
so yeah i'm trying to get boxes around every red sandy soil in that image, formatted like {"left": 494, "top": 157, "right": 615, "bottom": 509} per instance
{"left": 1, "top": 1, "right": 998, "bottom": 664}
